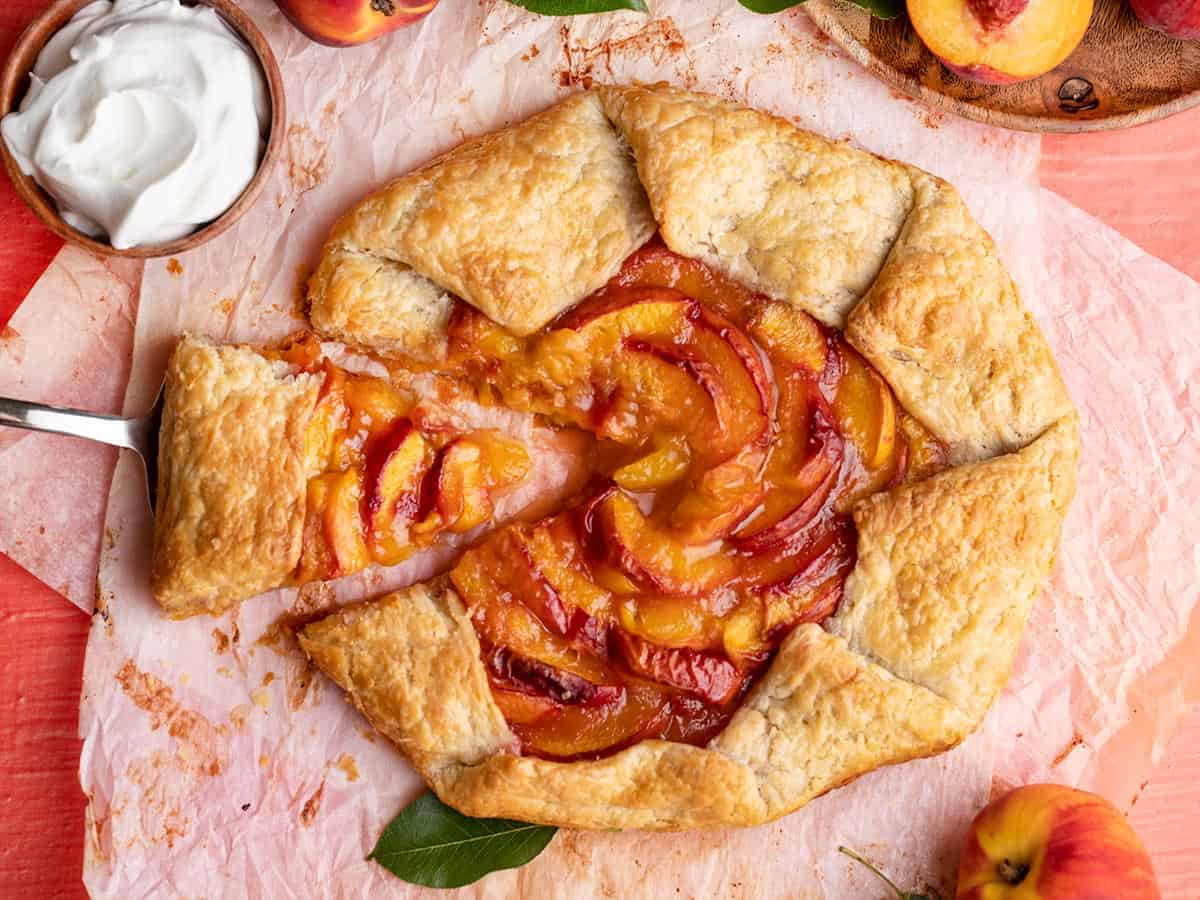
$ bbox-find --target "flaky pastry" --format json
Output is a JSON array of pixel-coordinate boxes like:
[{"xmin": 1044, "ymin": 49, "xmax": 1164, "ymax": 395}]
[{"xmin": 154, "ymin": 85, "xmax": 1078, "ymax": 831}]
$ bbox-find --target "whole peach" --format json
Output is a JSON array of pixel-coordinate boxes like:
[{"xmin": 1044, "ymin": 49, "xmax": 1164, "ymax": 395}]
[
  {"xmin": 956, "ymin": 784, "xmax": 1160, "ymax": 899},
  {"xmin": 274, "ymin": 0, "xmax": 437, "ymax": 47}
]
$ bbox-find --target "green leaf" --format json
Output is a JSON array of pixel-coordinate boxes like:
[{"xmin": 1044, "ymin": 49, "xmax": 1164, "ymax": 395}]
[
  {"xmin": 738, "ymin": 0, "xmax": 808, "ymax": 12},
  {"xmin": 738, "ymin": 0, "xmax": 902, "ymax": 17},
  {"xmin": 843, "ymin": 0, "xmax": 904, "ymax": 19},
  {"xmin": 506, "ymin": 0, "xmax": 650, "ymax": 15},
  {"xmin": 369, "ymin": 793, "xmax": 557, "ymax": 888}
]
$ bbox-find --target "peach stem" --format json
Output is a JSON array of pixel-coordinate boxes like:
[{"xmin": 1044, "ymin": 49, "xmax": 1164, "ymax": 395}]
[{"xmin": 837, "ymin": 846, "xmax": 907, "ymax": 900}]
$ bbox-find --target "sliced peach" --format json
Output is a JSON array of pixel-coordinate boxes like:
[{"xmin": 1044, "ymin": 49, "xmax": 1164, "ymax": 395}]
[
  {"xmin": 765, "ymin": 577, "xmax": 845, "ymax": 638},
  {"xmin": 612, "ymin": 434, "xmax": 691, "ymax": 491},
  {"xmin": 597, "ymin": 491, "xmax": 735, "ymax": 595},
  {"xmin": 668, "ymin": 447, "xmax": 766, "ymax": 543},
  {"xmin": 513, "ymin": 683, "xmax": 668, "ymax": 760},
  {"xmin": 342, "ymin": 374, "xmax": 411, "ymax": 445},
  {"xmin": 750, "ymin": 519, "xmax": 857, "ymax": 601},
  {"xmin": 616, "ymin": 595, "xmax": 723, "ymax": 651},
  {"xmin": 523, "ymin": 519, "xmax": 611, "ymax": 620},
  {"xmin": 907, "ymin": 0, "xmax": 1093, "ymax": 84},
  {"xmin": 411, "ymin": 438, "xmax": 490, "ymax": 539},
  {"xmin": 308, "ymin": 469, "xmax": 370, "ymax": 579},
  {"xmin": 732, "ymin": 454, "xmax": 839, "ymax": 554},
  {"xmin": 447, "ymin": 302, "xmax": 523, "ymax": 360},
  {"xmin": 487, "ymin": 647, "xmax": 622, "ymax": 707},
  {"xmin": 490, "ymin": 687, "xmax": 562, "ymax": 727},
  {"xmin": 361, "ymin": 419, "xmax": 431, "ymax": 565},
  {"xmin": 304, "ymin": 362, "xmax": 349, "ymax": 469},
  {"xmin": 559, "ymin": 287, "xmax": 694, "ymax": 340},
  {"xmin": 591, "ymin": 563, "xmax": 643, "ymax": 596},
  {"xmin": 721, "ymin": 601, "xmax": 769, "ymax": 667},
  {"xmin": 613, "ymin": 631, "xmax": 743, "ymax": 705},
  {"xmin": 602, "ymin": 241, "xmax": 762, "ymax": 324},
  {"xmin": 472, "ymin": 431, "xmax": 531, "ymax": 486},
  {"xmin": 749, "ymin": 302, "xmax": 828, "ymax": 375},
  {"xmin": 833, "ymin": 343, "xmax": 899, "ymax": 472}
]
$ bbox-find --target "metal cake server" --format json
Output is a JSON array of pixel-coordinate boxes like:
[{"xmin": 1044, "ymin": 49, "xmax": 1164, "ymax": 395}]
[{"xmin": 0, "ymin": 386, "xmax": 163, "ymax": 511}]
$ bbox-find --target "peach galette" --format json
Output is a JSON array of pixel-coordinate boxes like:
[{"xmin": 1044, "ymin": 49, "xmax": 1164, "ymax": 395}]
[{"xmin": 153, "ymin": 85, "xmax": 1078, "ymax": 830}]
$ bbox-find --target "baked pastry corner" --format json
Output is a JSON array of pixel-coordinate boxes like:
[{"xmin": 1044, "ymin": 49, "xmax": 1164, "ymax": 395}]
[
  {"xmin": 151, "ymin": 335, "xmax": 321, "ymax": 619},
  {"xmin": 309, "ymin": 91, "xmax": 656, "ymax": 344}
]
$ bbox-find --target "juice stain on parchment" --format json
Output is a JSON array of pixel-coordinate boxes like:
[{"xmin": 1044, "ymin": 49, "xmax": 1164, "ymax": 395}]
[
  {"xmin": 557, "ymin": 18, "xmax": 696, "ymax": 91},
  {"xmin": 116, "ymin": 659, "xmax": 229, "ymax": 777}
]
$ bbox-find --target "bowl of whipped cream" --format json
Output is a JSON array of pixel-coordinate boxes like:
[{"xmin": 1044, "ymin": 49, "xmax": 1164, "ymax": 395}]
[{"xmin": 0, "ymin": 0, "xmax": 285, "ymax": 257}]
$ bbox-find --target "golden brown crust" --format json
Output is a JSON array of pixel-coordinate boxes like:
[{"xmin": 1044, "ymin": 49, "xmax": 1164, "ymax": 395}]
[
  {"xmin": 310, "ymin": 92, "xmax": 656, "ymax": 340},
  {"xmin": 301, "ymin": 589, "xmax": 970, "ymax": 830},
  {"xmin": 298, "ymin": 580, "xmax": 515, "ymax": 772},
  {"xmin": 151, "ymin": 335, "xmax": 320, "ymax": 619},
  {"xmin": 829, "ymin": 414, "xmax": 1080, "ymax": 722},
  {"xmin": 846, "ymin": 173, "xmax": 1074, "ymax": 464},
  {"xmin": 596, "ymin": 84, "xmax": 915, "ymax": 329},
  {"xmin": 307, "ymin": 247, "xmax": 453, "ymax": 361},
  {"xmin": 171, "ymin": 85, "xmax": 1079, "ymax": 829}
]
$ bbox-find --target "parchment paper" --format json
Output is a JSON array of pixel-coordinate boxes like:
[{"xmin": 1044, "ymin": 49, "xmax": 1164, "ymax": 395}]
[{"xmin": 0, "ymin": 0, "xmax": 1195, "ymax": 897}]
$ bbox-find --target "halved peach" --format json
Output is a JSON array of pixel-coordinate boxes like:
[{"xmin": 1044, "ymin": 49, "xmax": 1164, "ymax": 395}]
[
  {"xmin": 597, "ymin": 491, "xmax": 735, "ymax": 595},
  {"xmin": 908, "ymin": 0, "xmax": 1093, "ymax": 84}
]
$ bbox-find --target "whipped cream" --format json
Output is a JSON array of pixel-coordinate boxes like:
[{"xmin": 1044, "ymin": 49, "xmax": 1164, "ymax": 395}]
[{"xmin": 1, "ymin": 0, "xmax": 269, "ymax": 249}]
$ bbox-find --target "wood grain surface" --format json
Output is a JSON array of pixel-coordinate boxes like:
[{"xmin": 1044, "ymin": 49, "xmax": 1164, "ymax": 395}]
[
  {"xmin": 807, "ymin": 0, "xmax": 1200, "ymax": 132},
  {"xmin": 0, "ymin": 2, "xmax": 1197, "ymax": 897}
]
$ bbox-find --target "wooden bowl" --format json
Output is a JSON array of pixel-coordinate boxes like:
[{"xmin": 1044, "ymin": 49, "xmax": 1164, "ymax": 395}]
[
  {"xmin": 806, "ymin": 0, "xmax": 1200, "ymax": 133},
  {"xmin": 0, "ymin": 0, "xmax": 286, "ymax": 258}
]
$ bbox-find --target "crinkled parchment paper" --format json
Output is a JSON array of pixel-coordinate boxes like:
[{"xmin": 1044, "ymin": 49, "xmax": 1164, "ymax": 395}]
[{"xmin": 0, "ymin": 0, "xmax": 1195, "ymax": 897}]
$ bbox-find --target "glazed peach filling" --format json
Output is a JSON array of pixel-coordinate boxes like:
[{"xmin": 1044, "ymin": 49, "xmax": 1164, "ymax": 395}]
[
  {"xmin": 273, "ymin": 335, "xmax": 531, "ymax": 583},
  {"xmin": 440, "ymin": 243, "xmax": 948, "ymax": 760}
]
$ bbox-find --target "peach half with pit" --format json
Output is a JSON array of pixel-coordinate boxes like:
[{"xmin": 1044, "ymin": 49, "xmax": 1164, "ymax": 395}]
[{"xmin": 907, "ymin": 0, "xmax": 1094, "ymax": 84}]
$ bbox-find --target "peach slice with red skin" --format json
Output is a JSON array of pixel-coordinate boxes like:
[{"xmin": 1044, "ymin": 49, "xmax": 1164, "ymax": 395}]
[
  {"xmin": 412, "ymin": 433, "xmax": 529, "ymax": 539},
  {"xmin": 613, "ymin": 631, "xmax": 744, "ymax": 705},
  {"xmin": 490, "ymin": 687, "xmax": 561, "ymax": 727},
  {"xmin": 908, "ymin": 0, "xmax": 1093, "ymax": 84},
  {"xmin": 750, "ymin": 518, "xmax": 857, "ymax": 602},
  {"xmin": 595, "ymin": 490, "xmax": 736, "ymax": 596},
  {"xmin": 296, "ymin": 470, "xmax": 371, "ymax": 581},
  {"xmin": 361, "ymin": 419, "xmax": 431, "ymax": 565}
]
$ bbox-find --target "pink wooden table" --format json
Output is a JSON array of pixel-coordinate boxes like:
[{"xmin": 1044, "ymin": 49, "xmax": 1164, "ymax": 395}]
[{"xmin": 0, "ymin": 2, "xmax": 1196, "ymax": 894}]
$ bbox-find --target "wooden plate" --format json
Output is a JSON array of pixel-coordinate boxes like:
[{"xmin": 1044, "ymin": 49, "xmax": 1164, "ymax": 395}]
[{"xmin": 805, "ymin": 0, "xmax": 1200, "ymax": 132}]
